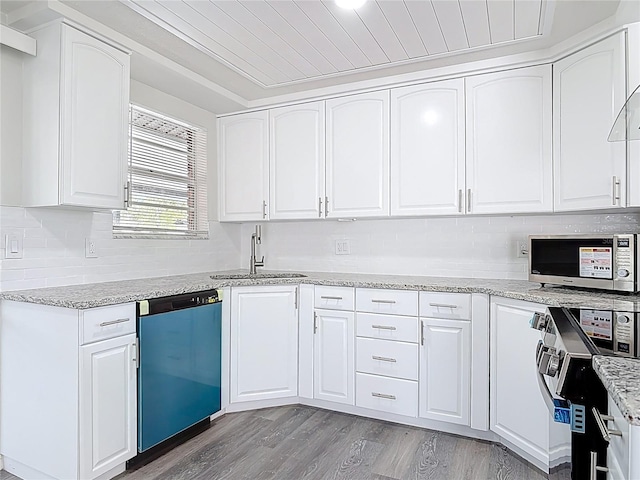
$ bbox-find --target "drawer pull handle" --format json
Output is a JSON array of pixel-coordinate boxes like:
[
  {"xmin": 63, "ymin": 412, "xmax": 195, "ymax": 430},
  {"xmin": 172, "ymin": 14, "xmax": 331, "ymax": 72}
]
[
  {"xmin": 371, "ymin": 299, "xmax": 396, "ymax": 304},
  {"xmin": 99, "ymin": 318, "xmax": 130, "ymax": 327},
  {"xmin": 371, "ymin": 324, "xmax": 396, "ymax": 331},
  {"xmin": 592, "ymin": 407, "xmax": 622, "ymax": 442},
  {"xmin": 372, "ymin": 392, "xmax": 396, "ymax": 400},
  {"xmin": 372, "ymin": 355, "xmax": 396, "ymax": 363},
  {"xmin": 320, "ymin": 296, "xmax": 343, "ymax": 301},
  {"xmin": 428, "ymin": 303, "xmax": 458, "ymax": 309}
]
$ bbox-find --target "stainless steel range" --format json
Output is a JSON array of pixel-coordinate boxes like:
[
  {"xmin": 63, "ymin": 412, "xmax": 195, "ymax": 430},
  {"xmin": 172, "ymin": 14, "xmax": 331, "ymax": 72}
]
[{"xmin": 532, "ymin": 307, "xmax": 639, "ymax": 479}]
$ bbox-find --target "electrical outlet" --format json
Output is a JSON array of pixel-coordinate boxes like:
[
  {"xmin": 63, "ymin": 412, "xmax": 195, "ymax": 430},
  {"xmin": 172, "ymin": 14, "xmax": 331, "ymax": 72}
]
[
  {"xmin": 335, "ymin": 239, "xmax": 351, "ymax": 255},
  {"xmin": 517, "ymin": 240, "xmax": 529, "ymax": 258},
  {"xmin": 85, "ymin": 238, "xmax": 98, "ymax": 258}
]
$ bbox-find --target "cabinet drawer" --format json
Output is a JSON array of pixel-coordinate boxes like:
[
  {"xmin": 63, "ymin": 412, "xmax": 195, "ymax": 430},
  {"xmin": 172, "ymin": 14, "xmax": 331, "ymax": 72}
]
[
  {"xmin": 355, "ymin": 372, "xmax": 418, "ymax": 417},
  {"xmin": 81, "ymin": 303, "xmax": 136, "ymax": 345},
  {"xmin": 356, "ymin": 337, "xmax": 418, "ymax": 380},
  {"xmin": 356, "ymin": 288, "xmax": 418, "ymax": 316},
  {"xmin": 315, "ymin": 286, "xmax": 355, "ymax": 310},
  {"xmin": 419, "ymin": 292, "xmax": 471, "ymax": 320},
  {"xmin": 356, "ymin": 312, "xmax": 418, "ymax": 343}
]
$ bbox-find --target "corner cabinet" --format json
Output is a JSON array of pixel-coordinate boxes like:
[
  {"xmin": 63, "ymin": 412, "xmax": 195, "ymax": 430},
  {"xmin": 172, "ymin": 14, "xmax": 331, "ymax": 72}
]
[
  {"xmin": 326, "ymin": 91, "xmax": 390, "ymax": 218},
  {"xmin": 465, "ymin": 65, "xmax": 553, "ymax": 214},
  {"xmin": 229, "ymin": 286, "xmax": 299, "ymax": 403},
  {"xmin": 553, "ymin": 32, "xmax": 627, "ymax": 211},
  {"xmin": 269, "ymin": 102, "xmax": 326, "ymax": 220},
  {"xmin": 390, "ymin": 79, "xmax": 465, "ymax": 216},
  {"xmin": 489, "ymin": 296, "xmax": 570, "ymax": 472},
  {"xmin": 22, "ymin": 21, "xmax": 130, "ymax": 209},
  {"xmin": 219, "ymin": 111, "xmax": 270, "ymax": 222},
  {"xmin": 0, "ymin": 301, "xmax": 137, "ymax": 480}
]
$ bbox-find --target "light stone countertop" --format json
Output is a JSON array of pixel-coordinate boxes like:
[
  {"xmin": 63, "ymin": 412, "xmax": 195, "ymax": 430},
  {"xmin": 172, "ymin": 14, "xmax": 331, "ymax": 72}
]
[
  {"xmin": 2, "ymin": 269, "xmax": 640, "ymax": 311},
  {"xmin": 3, "ymin": 269, "xmax": 640, "ymax": 424},
  {"xmin": 593, "ymin": 356, "xmax": 640, "ymax": 426}
]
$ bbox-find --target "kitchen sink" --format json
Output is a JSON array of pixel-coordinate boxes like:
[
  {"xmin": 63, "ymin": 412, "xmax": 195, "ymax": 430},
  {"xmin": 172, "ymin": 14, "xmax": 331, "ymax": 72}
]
[{"xmin": 209, "ymin": 272, "xmax": 307, "ymax": 280}]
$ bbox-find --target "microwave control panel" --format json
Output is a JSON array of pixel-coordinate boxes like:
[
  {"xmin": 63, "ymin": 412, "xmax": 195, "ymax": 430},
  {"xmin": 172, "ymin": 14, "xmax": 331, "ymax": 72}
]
[{"xmin": 614, "ymin": 234, "xmax": 636, "ymax": 290}]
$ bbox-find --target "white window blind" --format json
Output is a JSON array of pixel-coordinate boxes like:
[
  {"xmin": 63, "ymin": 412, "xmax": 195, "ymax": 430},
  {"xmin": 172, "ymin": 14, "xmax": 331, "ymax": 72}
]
[{"xmin": 113, "ymin": 105, "xmax": 208, "ymax": 239}]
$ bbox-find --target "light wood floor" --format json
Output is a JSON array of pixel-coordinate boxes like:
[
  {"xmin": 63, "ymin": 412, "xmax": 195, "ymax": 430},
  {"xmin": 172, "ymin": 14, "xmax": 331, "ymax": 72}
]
[{"xmin": 0, "ymin": 405, "xmax": 571, "ymax": 480}]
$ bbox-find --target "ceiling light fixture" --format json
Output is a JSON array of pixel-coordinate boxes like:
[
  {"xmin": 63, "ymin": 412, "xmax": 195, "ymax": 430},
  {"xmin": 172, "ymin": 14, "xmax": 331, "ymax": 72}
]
[{"xmin": 335, "ymin": 0, "xmax": 368, "ymax": 10}]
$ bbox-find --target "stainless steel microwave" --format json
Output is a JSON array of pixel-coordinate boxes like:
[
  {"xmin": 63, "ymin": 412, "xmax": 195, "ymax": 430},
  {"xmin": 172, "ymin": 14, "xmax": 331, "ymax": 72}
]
[{"xmin": 528, "ymin": 234, "xmax": 639, "ymax": 293}]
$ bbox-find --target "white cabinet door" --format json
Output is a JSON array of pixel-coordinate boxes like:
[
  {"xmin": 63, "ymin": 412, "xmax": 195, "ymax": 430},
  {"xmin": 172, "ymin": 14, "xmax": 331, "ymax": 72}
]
[
  {"xmin": 22, "ymin": 23, "xmax": 130, "ymax": 210},
  {"xmin": 219, "ymin": 111, "xmax": 269, "ymax": 221},
  {"xmin": 230, "ymin": 286, "xmax": 298, "ymax": 403},
  {"xmin": 391, "ymin": 79, "xmax": 465, "ymax": 216},
  {"xmin": 326, "ymin": 91, "xmax": 390, "ymax": 218},
  {"xmin": 270, "ymin": 102, "xmax": 325, "ymax": 219},
  {"xmin": 79, "ymin": 334, "xmax": 136, "ymax": 480},
  {"xmin": 466, "ymin": 65, "xmax": 553, "ymax": 214},
  {"xmin": 61, "ymin": 25, "xmax": 130, "ymax": 209},
  {"xmin": 419, "ymin": 318, "xmax": 470, "ymax": 425},
  {"xmin": 554, "ymin": 32, "xmax": 627, "ymax": 211},
  {"xmin": 490, "ymin": 297, "xmax": 569, "ymax": 468},
  {"xmin": 313, "ymin": 309, "xmax": 355, "ymax": 405}
]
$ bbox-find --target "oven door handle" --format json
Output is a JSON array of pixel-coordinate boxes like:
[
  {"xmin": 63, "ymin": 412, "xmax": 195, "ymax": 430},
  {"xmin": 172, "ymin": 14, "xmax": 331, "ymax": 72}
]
[{"xmin": 537, "ymin": 369, "xmax": 556, "ymax": 414}]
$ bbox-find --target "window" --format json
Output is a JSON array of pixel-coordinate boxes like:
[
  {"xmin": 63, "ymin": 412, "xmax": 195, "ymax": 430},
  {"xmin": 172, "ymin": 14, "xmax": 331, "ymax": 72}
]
[{"xmin": 113, "ymin": 105, "xmax": 208, "ymax": 239}]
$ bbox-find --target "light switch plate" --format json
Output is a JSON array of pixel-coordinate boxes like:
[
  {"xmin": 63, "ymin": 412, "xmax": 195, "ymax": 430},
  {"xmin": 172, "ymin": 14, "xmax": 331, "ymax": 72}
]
[{"xmin": 4, "ymin": 233, "xmax": 23, "ymax": 259}]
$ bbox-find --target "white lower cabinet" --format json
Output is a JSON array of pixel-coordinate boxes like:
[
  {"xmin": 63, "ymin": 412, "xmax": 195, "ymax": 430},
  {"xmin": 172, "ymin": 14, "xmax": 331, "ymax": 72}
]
[
  {"xmin": 489, "ymin": 296, "xmax": 570, "ymax": 472},
  {"xmin": 354, "ymin": 289, "xmax": 419, "ymax": 417},
  {"xmin": 419, "ymin": 318, "xmax": 470, "ymax": 425},
  {"xmin": 313, "ymin": 308, "xmax": 355, "ymax": 405},
  {"xmin": 606, "ymin": 394, "xmax": 640, "ymax": 480},
  {"xmin": 0, "ymin": 301, "xmax": 137, "ymax": 480},
  {"xmin": 230, "ymin": 286, "xmax": 299, "ymax": 403},
  {"xmin": 79, "ymin": 335, "xmax": 137, "ymax": 480}
]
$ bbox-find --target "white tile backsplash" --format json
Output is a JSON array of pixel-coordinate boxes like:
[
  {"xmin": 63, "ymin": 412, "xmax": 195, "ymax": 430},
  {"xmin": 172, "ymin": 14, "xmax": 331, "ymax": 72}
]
[
  {"xmin": 0, "ymin": 206, "xmax": 242, "ymax": 292},
  {"xmin": 243, "ymin": 213, "xmax": 640, "ymax": 279},
  {"xmin": 3, "ymin": 206, "xmax": 640, "ymax": 291}
]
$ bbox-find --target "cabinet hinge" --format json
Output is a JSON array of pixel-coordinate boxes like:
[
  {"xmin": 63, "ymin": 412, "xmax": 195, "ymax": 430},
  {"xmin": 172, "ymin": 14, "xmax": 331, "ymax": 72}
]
[
  {"xmin": 295, "ymin": 287, "xmax": 298, "ymax": 310},
  {"xmin": 313, "ymin": 312, "xmax": 318, "ymax": 334}
]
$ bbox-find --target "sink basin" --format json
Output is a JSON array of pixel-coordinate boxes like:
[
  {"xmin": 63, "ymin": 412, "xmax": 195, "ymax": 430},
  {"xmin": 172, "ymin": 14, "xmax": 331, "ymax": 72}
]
[{"xmin": 209, "ymin": 272, "xmax": 307, "ymax": 280}]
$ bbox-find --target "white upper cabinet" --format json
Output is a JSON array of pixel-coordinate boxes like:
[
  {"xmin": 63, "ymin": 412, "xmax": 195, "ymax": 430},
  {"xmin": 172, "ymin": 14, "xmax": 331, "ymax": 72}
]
[
  {"xmin": 269, "ymin": 102, "xmax": 325, "ymax": 219},
  {"xmin": 22, "ymin": 22, "xmax": 130, "ymax": 209},
  {"xmin": 554, "ymin": 33, "xmax": 627, "ymax": 211},
  {"xmin": 391, "ymin": 79, "xmax": 465, "ymax": 216},
  {"xmin": 219, "ymin": 111, "xmax": 269, "ymax": 222},
  {"xmin": 465, "ymin": 65, "xmax": 553, "ymax": 214},
  {"xmin": 326, "ymin": 91, "xmax": 390, "ymax": 218}
]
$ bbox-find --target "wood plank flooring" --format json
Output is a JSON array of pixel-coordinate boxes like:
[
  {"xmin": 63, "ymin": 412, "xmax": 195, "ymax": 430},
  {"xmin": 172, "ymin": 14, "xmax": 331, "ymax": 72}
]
[{"xmin": 0, "ymin": 405, "xmax": 571, "ymax": 480}]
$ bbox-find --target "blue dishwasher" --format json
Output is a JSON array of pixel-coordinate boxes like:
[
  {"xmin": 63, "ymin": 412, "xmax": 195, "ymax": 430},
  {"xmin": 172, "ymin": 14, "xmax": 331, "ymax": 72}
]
[{"xmin": 137, "ymin": 289, "xmax": 221, "ymax": 453}]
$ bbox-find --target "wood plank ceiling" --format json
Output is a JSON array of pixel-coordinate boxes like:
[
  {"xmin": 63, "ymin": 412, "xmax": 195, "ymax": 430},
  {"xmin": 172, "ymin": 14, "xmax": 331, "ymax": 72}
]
[{"xmin": 123, "ymin": 0, "xmax": 551, "ymax": 88}]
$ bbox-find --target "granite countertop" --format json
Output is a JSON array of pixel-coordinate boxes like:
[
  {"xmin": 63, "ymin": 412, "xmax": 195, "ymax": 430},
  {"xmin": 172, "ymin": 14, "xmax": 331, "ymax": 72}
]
[
  {"xmin": 593, "ymin": 356, "xmax": 640, "ymax": 426},
  {"xmin": 2, "ymin": 269, "xmax": 640, "ymax": 311}
]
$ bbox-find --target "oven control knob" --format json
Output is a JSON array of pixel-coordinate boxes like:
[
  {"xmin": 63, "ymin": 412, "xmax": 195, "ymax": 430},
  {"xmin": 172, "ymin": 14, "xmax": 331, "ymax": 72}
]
[
  {"xmin": 546, "ymin": 353, "xmax": 560, "ymax": 377},
  {"xmin": 538, "ymin": 348, "xmax": 560, "ymax": 377},
  {"xmin": 530, "ymin": 312, "xmax": 548, "ymax": 331},
  {"xmin": 617, "ymin": 268, "xmax": 630, "ymax": 278}
]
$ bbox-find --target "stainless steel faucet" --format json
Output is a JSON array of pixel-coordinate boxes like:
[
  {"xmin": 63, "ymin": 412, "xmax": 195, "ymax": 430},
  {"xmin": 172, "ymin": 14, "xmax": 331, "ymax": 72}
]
[{"xmin": 250, "ymin": 225, "xmax": 264, "ymax": 274}]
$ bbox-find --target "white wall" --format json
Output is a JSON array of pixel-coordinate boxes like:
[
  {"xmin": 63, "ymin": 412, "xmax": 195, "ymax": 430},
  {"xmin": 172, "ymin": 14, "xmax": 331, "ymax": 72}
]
[{"xmin": 243, "ymin": 213, "xmax": 640, "ymax": 280}]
